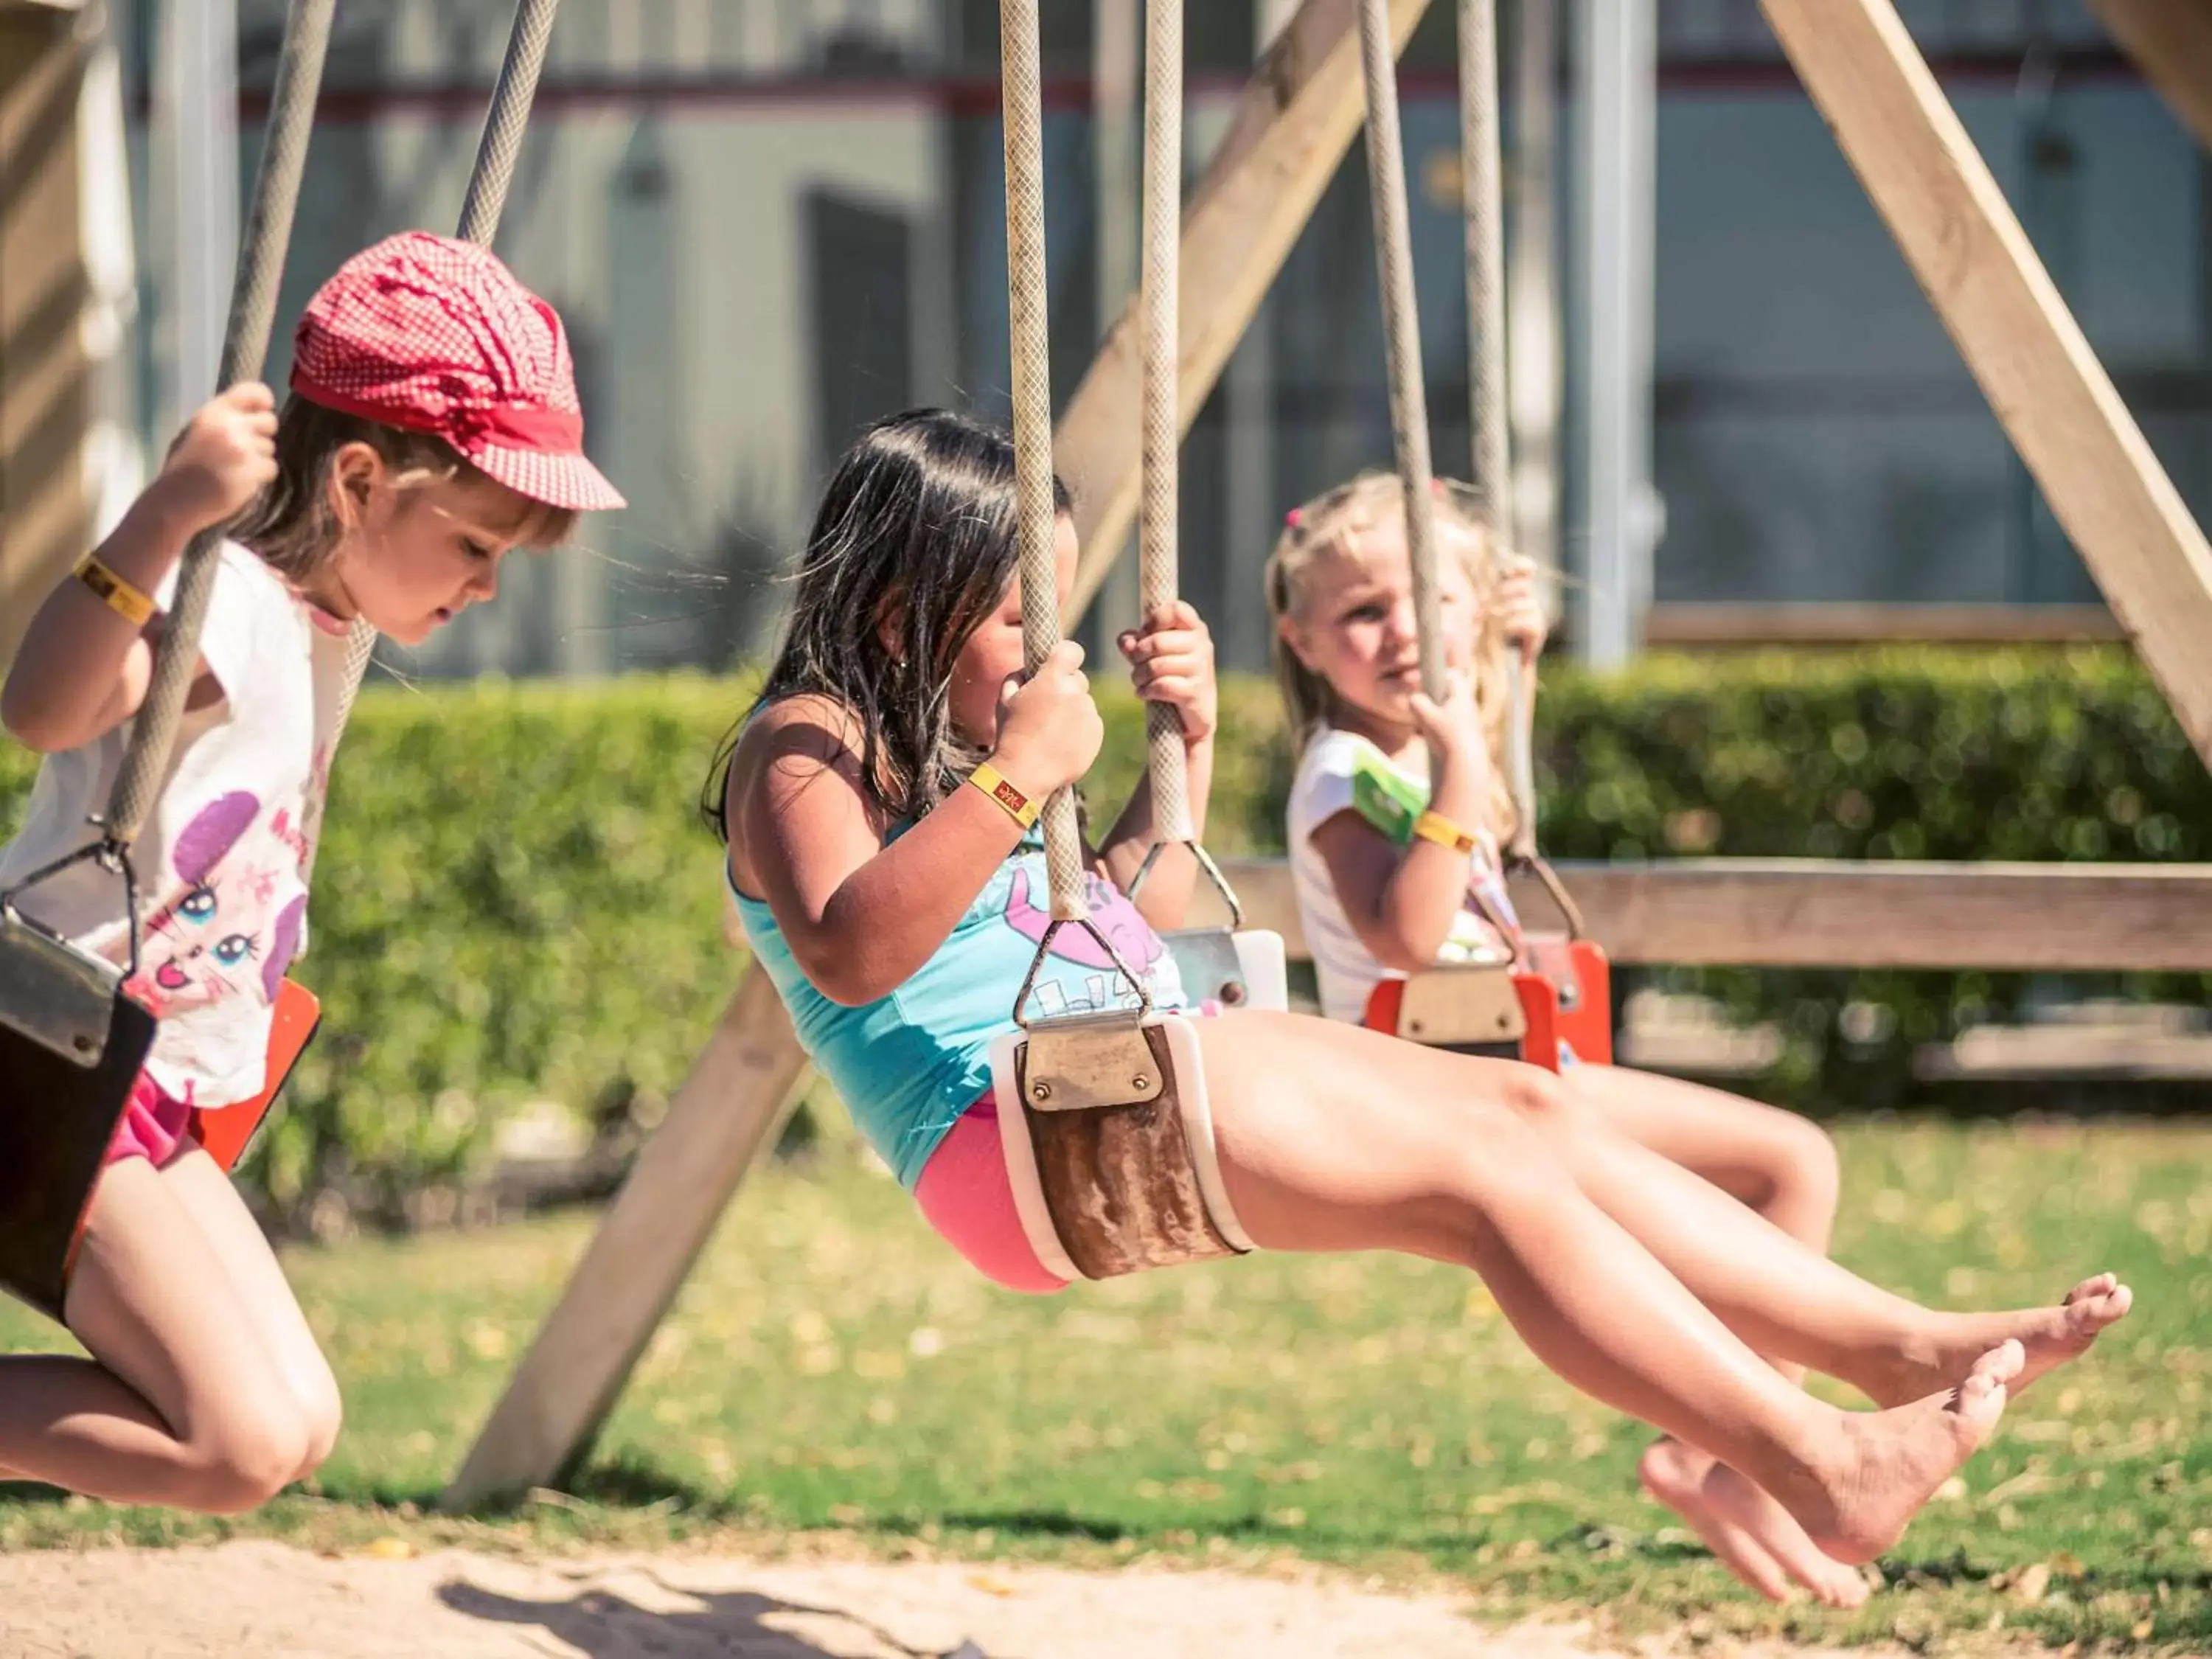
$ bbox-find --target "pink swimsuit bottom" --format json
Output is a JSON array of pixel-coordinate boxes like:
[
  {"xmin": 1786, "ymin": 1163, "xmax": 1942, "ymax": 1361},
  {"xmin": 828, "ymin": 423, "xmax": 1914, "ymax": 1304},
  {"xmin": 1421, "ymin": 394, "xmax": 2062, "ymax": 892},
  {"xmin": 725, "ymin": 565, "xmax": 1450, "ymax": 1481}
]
[{"xmin": 912, "ymin": 1093, "xmax": 1068, "ymax": 1295}]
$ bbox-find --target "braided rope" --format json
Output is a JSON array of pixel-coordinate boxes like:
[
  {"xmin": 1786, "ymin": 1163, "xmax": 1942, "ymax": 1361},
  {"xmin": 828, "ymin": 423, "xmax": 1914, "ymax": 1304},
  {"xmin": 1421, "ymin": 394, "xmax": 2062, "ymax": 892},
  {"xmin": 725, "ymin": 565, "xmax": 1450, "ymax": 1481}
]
[
  {"xmin": 326, "ymin": 0, "xmax": 563, "ymax": 773},
  {"xmin": 105, "ymin": 0, "xmax": 335, "ymax": 846},
  {"xmin": 1356, "ymin": 0, "xmax": 1444, "ymax": 707},
  {"xmin": 1458, "ymin": 0, "xmax": 1537, "ymax": 859},
  {"xmin": 1461, "ymin": 0, "xmax": 1507, "ymax": 532},
  {"xmin": 458, "ymin": 0, "xmax": 560, "ymax": 246},
  {"xmin": 1000, "ymin": 0, "xmax": 1085, "ymax": 922},
  {"xmin": 1139, "ymin": 0, "xmax": 1191, "ymax": 846}
]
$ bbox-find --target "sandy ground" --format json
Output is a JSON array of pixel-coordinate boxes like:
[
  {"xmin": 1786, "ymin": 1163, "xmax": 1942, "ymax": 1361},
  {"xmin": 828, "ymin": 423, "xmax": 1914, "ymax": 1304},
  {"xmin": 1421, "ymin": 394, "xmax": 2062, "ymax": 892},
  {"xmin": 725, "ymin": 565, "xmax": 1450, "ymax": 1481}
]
[{"xmin": 0, "ymin": 1540, "xmax": 1903, "ymax": 1659}]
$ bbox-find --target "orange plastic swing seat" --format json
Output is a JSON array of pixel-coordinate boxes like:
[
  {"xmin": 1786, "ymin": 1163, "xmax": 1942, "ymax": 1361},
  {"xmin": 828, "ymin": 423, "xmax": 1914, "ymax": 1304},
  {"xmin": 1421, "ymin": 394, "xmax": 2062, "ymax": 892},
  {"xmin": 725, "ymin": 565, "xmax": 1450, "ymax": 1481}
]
[
  {"xmin": 1361, "ymin": 938, "xmax": 1613, "ymax": 1071},
  {"xmin": 192, "ymin": 977, "xmax": 322, "ymax": 1172}
]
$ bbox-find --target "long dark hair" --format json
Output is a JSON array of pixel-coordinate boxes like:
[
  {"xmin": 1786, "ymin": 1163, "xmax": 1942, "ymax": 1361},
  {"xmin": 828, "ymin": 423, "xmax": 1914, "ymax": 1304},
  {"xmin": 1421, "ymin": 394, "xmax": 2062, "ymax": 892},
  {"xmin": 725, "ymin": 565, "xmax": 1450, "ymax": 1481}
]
[{"xmin": 703, "ymin": 408, "xmax": 1071, "ymax": 841}]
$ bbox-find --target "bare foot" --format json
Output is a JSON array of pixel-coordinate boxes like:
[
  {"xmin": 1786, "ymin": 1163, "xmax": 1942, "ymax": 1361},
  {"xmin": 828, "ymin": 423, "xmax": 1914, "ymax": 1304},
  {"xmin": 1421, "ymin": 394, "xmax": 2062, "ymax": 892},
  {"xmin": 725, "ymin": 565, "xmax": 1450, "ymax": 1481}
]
[
  {"xmin": 1776, "ymin": 1340, "xmax": 2018, "ymax": 1566},
  {"xmin": 1858, "ymin": 1276, "xmax": 2132, "ymax": 1408},
  {"xmin": 1699, "ymin": 1460, "xmax": 1872, "ymax": 1608},
  {"xmin": 1641, "ymin": 1439, "xmax": 1869, "ymax": 1606},
  {"xmin": 1640, "ymin": 1439, "xmax": 1792, "ymax": 1603}
]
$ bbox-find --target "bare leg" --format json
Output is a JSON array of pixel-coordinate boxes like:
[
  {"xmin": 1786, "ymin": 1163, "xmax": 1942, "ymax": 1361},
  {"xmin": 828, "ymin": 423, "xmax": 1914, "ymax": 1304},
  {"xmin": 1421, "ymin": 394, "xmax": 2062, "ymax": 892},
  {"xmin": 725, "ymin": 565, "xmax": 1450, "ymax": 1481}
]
[
  {"xmin": 160, "ymin": 1147, "xmax": 342, "ymax": 1479},
  {"xmin": 1569, "ymin": 1064, "xmax": 1864, "ymax": 1605},
  {"xmin": 1196, "ymin": 1013, "xmax": 2020, "ymax": 1563},
  {"xmin": 1495, "ymin": 1064, "xmax": 2127, "ymax": 1406},
  {"xmin": 0, "ymin": 1158, "xmax": 317, "ymax": 1512}
]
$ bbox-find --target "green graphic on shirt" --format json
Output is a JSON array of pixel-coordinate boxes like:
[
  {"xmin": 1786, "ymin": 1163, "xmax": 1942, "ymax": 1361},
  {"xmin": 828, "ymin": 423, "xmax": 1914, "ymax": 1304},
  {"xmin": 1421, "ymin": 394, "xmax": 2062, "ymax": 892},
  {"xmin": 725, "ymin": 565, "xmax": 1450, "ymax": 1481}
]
[{"xmin": 1349, "ymin": 746, "xmax": 1430, "ymax": 847}]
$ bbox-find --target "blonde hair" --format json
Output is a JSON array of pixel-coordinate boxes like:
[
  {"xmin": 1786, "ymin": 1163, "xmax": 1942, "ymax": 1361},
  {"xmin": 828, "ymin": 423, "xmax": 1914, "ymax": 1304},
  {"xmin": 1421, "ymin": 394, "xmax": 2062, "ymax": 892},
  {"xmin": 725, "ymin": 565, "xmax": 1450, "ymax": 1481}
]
[
  {"xmin": 232, "ymin": 395, "xmax": 577, "ymax": 588},
  {"xmin": 1264, "ymin": 470, "xmax": 1521, "ymax": 844}
]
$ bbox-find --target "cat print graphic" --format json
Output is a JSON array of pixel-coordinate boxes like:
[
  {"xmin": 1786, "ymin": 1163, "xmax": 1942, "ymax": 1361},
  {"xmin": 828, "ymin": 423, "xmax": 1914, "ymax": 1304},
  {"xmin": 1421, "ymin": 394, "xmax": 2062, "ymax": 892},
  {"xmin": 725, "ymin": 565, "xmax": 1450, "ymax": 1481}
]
[{"xmin": 128, "ymin": 790, "xmax": 307, "ymax": 1023}]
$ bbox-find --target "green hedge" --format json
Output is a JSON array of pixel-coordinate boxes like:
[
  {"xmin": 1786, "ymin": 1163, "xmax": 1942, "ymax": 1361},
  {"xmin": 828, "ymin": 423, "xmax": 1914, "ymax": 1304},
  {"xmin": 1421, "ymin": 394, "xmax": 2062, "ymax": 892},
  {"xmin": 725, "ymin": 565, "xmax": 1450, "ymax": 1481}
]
[{"xmin": 2, "ymin": 649, "xmax": 2203, "ymax": 1220}]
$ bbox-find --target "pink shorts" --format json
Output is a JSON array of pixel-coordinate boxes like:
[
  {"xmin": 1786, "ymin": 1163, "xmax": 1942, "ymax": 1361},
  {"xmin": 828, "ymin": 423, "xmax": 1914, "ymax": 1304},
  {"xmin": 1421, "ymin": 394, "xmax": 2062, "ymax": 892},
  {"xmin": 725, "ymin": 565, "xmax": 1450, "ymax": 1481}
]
[
  {"xmin": 103, "ymin": 1072, "xmax": 199, "ymax": 1169},
  {"xmin": 914, "ymin": 1093, "xmax": 1068, "ymax": 1295},
  {"xmin": 913, "ymin": 1004, "xmax": 1225, "ymax": 1295}
]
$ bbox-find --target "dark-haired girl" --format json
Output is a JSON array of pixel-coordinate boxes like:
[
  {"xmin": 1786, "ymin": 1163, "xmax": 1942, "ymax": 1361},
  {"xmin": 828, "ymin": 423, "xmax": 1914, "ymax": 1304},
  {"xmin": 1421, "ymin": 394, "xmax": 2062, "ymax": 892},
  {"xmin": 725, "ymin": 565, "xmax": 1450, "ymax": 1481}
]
[{"xmin": 712, "ymin": 408, "xmax": 2129, "ymax": 1569}]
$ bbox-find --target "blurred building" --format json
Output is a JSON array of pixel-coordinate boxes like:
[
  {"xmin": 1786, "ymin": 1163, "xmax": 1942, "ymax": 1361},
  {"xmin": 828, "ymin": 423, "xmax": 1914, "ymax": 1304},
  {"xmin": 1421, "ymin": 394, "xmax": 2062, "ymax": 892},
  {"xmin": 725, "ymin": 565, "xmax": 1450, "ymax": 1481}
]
[{"xmin": 69, "ymin": 0, "xmax": 2212, "ymax": 677}]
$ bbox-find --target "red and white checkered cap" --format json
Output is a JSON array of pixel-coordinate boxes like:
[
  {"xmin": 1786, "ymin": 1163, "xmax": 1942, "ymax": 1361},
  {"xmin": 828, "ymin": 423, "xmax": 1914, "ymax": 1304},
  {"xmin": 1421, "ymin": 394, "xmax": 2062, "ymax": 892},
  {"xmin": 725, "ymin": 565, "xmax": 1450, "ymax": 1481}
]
[{"xmin": 290, "ymin": 230, "xmax": 625, "ymax": 512}]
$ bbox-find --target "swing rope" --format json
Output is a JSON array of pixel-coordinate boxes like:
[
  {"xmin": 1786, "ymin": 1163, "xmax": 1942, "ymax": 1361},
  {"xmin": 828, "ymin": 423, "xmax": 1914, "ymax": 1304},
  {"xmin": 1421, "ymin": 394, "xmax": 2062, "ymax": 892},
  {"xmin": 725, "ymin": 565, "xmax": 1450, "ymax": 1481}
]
[
  {"xmin": 330, "ymin": 0, "xmax": 565, "ymax": 740},
  {"xmin": 101, "ymin": 0, "xmax": 336, "ymax": 856},
  {"xmin": 1138, "ymin": 0, "xmax": 1189, "ymax": 849},
  {"xmin": 1454, "ymin": 0, "xmax": 1539, "ymax": 863},
  {"xmin": 1355, "ymin": 0, "xmax": 1448, "ymax": 726},
  {"xmin": 458, "ymin": 0, "xmax": 563, "ymax": 247},
  {"xmin": 1000, "ymin": 0, "xmax": 1088, "ymax": 927}
]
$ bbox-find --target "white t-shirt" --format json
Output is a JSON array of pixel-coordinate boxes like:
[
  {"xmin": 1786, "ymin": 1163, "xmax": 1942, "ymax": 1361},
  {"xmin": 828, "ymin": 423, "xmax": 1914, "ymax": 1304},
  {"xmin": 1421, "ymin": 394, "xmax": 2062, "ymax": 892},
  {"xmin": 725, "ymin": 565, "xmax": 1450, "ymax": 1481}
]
[
  {"xmin": 1286, "ymin": 727, "xmax": 1519, "ymax": 1024},
  {"xmin": 0, "ymin": 542, "xmax": 351, "ymax": 1107}
]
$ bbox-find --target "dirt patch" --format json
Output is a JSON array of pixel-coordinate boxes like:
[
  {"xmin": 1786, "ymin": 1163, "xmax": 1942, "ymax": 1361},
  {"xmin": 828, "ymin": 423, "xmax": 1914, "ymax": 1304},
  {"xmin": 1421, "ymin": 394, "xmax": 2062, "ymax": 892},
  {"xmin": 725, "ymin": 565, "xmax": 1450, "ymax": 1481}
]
[{"xmin": 0, "ymin": 1539, "xmax": 1913, "ymax": 1658}]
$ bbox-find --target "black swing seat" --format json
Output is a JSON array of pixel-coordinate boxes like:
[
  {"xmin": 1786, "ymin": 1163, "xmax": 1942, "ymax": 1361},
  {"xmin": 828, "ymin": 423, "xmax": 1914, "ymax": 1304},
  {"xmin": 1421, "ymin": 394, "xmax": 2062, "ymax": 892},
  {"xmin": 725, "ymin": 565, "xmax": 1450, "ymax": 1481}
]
[{"xmin": 0, "ymin": 903, "xmax": 153, "ymax": 1322}]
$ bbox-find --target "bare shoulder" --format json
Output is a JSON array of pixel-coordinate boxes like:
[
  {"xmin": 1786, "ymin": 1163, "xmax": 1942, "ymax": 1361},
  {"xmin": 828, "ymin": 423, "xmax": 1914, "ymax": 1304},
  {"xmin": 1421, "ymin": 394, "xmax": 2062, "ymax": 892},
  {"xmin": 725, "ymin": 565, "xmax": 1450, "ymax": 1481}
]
[
  {"xmin": 733, "ymin": 693, "xmax": 867, "ymax": 786},
  {"xmin": 726, "ymin": 692, "xmax": 880, "ymax": 833}
]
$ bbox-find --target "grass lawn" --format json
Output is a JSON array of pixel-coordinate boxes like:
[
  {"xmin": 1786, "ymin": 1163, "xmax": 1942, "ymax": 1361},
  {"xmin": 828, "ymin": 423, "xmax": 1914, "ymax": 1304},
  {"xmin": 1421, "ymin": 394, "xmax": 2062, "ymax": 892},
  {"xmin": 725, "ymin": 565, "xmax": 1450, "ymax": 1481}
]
[{"xmin": 3, "ymin": 1118, "xmax": 2208, "ymax": 1653}]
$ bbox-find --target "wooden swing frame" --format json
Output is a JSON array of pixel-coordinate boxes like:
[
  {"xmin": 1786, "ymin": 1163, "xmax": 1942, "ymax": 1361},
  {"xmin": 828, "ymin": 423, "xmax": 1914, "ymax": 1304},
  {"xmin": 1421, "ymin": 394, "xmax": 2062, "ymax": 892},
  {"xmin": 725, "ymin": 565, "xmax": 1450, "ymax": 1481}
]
[{"xmin": 442, "ymin": 0, "xmax": 2212, "ymax": 1510}]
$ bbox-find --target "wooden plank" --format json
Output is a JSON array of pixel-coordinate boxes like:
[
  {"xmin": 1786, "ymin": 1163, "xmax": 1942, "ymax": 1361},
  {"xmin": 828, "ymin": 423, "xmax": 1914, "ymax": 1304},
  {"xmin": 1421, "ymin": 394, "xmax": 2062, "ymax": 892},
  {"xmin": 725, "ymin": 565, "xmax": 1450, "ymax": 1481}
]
[
  {"xmin": 1759, "ymin": 0, "xmax": 2212, "ymax": 770},
  {"xmin": 1196, "ymin": 857, "xmax": 2212, "ymax": 971},
  {"xmin": 0, "ymin": 7, "xmax": 89, "ymax": 674},
  {"xmin": 1060, "ymin": 0, "xmax": 1433, "ymax": 622},
  {"xmin": 1641, "ymin": 602, "xmax": 2126, "ymax": 647},
  {"xmin": 442, "ymin": 968, "xmax": 812, "ymax": 1511},
  {"xmin": 2088, "ymin": 0, "xmax": 2212, "ymax": 154}
]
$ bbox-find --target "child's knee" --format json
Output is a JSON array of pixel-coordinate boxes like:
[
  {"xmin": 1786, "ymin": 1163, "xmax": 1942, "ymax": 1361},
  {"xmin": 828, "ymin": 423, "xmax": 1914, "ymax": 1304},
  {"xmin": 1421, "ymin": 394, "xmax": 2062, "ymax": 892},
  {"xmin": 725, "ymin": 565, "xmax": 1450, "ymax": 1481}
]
[
  {"xmin": 187, "ymin": 1402, "xmax": 313, "ymax": 1514},
  {"xmin": 1436, "ymin": 1093, "xmax": 1577, "ymax": 1230},
  {"xmin": 293, "ymin": 1371, "xmax": 344, "ymax": 1475},
  {"xmin": 1489, "ymin": 1060, "xmax": 1573, "ymax": 1124},
  {"xmin": 1773, "ymin": 1112, "xmax": 1841, "ymax": 1212}
]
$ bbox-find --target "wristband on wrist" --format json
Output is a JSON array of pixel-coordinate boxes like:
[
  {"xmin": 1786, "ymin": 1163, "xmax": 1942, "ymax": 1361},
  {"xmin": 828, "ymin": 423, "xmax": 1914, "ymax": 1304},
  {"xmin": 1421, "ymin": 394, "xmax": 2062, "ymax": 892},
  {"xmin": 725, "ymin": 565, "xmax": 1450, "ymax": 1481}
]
[
  {"xmin": 1411, "ymin": 809, "xmax": 1478, "ymax": 856},
  {"xmin": 74, "ymin": 555, "xmax": 156, "ymax": 627},
  {"xmin": 969, "ymin": 761, "xmax": 1040, "ymax": 830}
]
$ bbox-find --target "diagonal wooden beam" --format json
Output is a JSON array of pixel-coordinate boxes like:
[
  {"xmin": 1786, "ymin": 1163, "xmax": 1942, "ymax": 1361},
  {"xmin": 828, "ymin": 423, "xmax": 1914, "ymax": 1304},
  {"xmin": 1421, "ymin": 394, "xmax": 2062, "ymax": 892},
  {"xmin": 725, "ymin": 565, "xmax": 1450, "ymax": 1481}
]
[
  {"xmin": 0, "ymin": 7, "xmax": 91, "ymax": 675},
  {"xmin": 1062, "ymin": 0, "xmax": 1433, "ymax": 622},
  {"xmin": 2088, "ymin": 0, "xmax": 2212, "ymax": 154},
  {"xmin": 1758, "ymin": 0, "xmax": 2212, "ymax": 770},
  {"xmin": 442, "ymin": 965, "xmax": 811, "ymax": 1511}
]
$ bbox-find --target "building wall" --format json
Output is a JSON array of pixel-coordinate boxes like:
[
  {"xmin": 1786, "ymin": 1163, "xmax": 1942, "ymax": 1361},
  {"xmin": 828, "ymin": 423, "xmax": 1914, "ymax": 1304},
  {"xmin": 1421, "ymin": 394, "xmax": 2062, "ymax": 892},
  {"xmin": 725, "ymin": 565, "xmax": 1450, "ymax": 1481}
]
[{"xmin": 103, "ymin": 0, "xmax": 2212, "ymax": 675}]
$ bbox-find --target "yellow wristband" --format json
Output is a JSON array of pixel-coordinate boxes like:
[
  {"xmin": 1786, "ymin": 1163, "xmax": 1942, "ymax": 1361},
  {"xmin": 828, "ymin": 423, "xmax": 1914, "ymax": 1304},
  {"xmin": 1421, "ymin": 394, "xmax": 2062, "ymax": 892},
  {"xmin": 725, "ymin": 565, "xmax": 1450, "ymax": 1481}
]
[
  {"xmin": 970, "ymin": 762, "xmax": 1040, "ymax": 830},
  {"xmin": 74, "ymin": 555, "xmax": 156, "ymax": 627},
  {"xmin": 1412, "ymin": 809, "xmax": 1478, "ymax": 856}
]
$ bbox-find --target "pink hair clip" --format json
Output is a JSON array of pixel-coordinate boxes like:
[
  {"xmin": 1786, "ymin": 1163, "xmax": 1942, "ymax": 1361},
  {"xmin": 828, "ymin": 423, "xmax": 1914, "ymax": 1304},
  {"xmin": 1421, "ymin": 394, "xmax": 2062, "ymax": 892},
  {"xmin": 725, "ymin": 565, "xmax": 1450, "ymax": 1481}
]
[{"xmin": 1284, "ymin": 507, "xmax": 1306, "ymax": 529}]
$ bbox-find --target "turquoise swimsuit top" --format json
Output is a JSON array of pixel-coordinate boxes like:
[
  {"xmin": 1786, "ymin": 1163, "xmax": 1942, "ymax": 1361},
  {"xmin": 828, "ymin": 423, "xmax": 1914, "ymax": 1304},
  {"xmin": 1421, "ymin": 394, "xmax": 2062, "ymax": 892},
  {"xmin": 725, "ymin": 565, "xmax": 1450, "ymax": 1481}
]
[{"xmin": 734, "ymin": 827, "xmax": 1189, "ymax": 1188}]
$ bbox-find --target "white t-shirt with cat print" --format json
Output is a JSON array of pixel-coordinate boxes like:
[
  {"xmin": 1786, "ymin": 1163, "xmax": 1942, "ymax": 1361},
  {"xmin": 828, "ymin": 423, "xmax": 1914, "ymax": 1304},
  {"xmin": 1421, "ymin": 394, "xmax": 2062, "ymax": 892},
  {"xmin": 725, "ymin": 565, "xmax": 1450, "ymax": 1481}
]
[{"xmin": 0, "ymin": 541, "xmax": 351, "ymax": 1107}]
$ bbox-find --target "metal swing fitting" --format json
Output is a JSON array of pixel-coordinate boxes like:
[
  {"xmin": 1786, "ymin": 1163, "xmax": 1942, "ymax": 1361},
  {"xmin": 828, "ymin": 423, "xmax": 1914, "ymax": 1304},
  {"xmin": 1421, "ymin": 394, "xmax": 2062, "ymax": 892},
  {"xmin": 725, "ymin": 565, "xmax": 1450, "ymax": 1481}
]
[
  {"xmin": 1012, "ymin": 915, "xmax": 1161, "ymax": 1113},
  {"xmin": 0, "ymin": 837, "xmax": 138, "ymax": 1068},
  {"xmin": 1503, "ymin": 852, "xmax": 1589, "ymax": 1012},
  {"xmin": 1129, "ymin": 838, "xmax": 1255, "ymax": 1008}
]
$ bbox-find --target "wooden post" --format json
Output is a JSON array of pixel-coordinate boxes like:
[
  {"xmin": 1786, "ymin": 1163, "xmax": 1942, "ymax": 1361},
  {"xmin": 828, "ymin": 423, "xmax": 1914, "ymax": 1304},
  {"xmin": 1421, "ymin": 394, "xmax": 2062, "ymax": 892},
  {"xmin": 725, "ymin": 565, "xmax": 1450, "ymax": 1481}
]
[
  {"xmin": 1062, "ymin": 0, "xmax": 1433, "ymax": 622},
  {"xmin": 442, "ymin": 967, "xmax": 811, "ymax": 1511},
  {"xmin": 0, "ymin": 3, "xmax": 90, "ymax": 672},
  {"xmin": 1761, "ymin": 0, "xmax": 2212, "ymax": 770},
  {"xmin": 2087, "ymin": 0, "xmax": 2212, "ymax": 155}
]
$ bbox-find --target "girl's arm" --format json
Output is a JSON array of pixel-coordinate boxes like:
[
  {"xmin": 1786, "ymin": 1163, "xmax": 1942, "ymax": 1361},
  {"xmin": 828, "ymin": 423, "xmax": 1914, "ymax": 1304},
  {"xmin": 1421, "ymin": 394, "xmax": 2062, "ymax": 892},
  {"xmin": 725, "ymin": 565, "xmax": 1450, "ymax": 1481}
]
[
  {"xmin": 1, "ymin": 384, "xmax": 277, "ymax": 754},
  {"xmin": 1097, "ymin": 601, "xmax": 1217, "ymax": 927},
  {"xmin": 1311, "ymin": 675, "xmax": 1494, "ymax": 973},
  {"xmin": 731, "ymin": 644, "xmax": 1102, "ymax": 1008}
]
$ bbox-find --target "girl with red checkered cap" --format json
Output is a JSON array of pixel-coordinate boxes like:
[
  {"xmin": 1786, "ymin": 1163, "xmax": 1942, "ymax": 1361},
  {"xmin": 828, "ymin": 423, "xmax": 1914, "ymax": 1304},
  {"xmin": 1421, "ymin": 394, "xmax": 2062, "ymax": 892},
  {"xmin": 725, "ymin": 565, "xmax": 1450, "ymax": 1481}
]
[{"xmin": 0, "ymin": 232, "xmax": 619, "ymax": 1513}]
